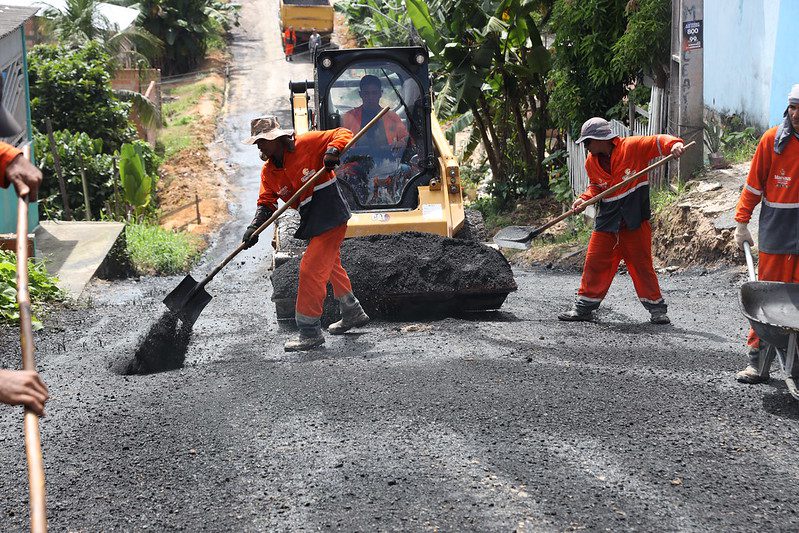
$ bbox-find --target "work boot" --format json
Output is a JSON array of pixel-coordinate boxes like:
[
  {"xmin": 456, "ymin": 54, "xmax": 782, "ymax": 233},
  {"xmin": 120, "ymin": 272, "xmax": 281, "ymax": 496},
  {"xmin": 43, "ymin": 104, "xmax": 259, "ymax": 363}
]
[
  {"xmin": 328, "ymin": 293, "xmax": 370, "ymax": 335},
  {"xmin": 650, "ymin": 311, "xmax": 671, "ymax": 325},
  {"xmin": 286, "ymin": 313, "xmax": 325, "ymax": 352},
  {"xmin": 735, "ymin": 345, "xmax": 772, "ymax": 384},
  {"xmin": 284, "ymin": 332, "xmax": 325, "ymax": 352},
  {"xmin": 558, "ymin": 306, "xmax": 593, "ymax": 322}
]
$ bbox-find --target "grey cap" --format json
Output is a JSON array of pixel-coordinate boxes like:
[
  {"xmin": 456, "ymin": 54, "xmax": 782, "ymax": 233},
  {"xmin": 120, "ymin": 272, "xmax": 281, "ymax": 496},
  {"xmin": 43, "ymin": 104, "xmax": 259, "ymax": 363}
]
[
  {"xmin": 789, "ymin": 84, "xmax": 799, "ymax": 105},
  {"xmin": 575, "ymin": 117, "xmax": 617, "ymax": 144},
  {"xmin": 0, "ymin": 75, "xmax": 22, "ymax": 138}
]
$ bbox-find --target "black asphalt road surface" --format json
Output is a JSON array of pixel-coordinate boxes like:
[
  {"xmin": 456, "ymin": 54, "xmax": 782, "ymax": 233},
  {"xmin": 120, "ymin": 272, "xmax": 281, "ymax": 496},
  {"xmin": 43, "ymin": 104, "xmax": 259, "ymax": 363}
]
[{"xmin": 2, "ymin": 0, "xmax": 799, "ymax": 530}]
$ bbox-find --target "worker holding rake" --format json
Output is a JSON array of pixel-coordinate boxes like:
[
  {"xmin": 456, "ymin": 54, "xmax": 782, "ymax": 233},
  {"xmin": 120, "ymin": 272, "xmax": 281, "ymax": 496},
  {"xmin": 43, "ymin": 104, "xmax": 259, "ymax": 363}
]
[
  {"xmin": 734, "ymin": 84, "xmax": 799, "ymax": 383},
  {"xmin": 242, "ymin": 116, "xmax": 370, "ymax": 351},
  {"xmin": 558, "ymin": 117, "xmax": 685, "ymax": 324},
  {"xmin": 0, "ymin": 75, "xmax": 48, "ymax": 415}
]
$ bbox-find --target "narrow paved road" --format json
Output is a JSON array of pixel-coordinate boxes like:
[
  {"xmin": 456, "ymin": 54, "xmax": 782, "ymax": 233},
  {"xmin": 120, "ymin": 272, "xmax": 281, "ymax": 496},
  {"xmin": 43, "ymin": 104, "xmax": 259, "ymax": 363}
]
[{"xmin": 2, "ymin": 1, "xmax": 799, "ymax": 530}]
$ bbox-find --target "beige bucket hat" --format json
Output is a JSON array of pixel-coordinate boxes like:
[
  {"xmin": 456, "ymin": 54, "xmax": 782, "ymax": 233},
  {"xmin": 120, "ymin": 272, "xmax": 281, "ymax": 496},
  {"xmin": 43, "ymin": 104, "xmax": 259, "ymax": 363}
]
[{"xmin": 242, "ymin": 116, "xmax": 294, "ymax": 144}]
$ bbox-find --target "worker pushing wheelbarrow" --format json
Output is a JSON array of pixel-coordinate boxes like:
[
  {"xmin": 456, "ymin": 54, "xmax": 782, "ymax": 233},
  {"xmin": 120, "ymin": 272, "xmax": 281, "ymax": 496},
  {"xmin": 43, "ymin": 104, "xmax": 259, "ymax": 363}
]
[{"xmin": 739, "ymin": 242, "xmax": 799, "ymax": 399}]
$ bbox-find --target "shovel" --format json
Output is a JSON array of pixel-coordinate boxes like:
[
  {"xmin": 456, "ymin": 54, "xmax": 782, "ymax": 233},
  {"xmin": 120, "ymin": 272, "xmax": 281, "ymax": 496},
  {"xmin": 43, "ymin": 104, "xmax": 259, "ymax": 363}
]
[
  {"xmin": 15, "ymin": 194, "xmax": 48, "ymax": 533},
  {"xmin": 163, "ymin": 106, "xmax": 391, "ymax": 325},
  {"xmin": 493, "ymin": 141, "xmax": 696, "ymax": 249}
]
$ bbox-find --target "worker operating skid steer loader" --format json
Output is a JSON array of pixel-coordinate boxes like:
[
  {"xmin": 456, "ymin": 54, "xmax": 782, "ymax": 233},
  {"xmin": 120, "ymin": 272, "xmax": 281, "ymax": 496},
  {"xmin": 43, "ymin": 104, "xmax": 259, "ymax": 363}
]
[{"xmin": 271, "ymin": 46, "xmax": 516, "ymax": 322}]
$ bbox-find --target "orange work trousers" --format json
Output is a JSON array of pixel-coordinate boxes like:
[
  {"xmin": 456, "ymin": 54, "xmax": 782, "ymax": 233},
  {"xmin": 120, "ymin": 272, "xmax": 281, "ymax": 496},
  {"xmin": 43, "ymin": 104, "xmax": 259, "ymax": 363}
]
[
  {"xmin": 747, "ymin": 252, "xmax": 799, "ymax": 348},
  {"xmin": 575, "ymin": 220, "xmax": 666, "ymax": 313},
  {"xmin": 296, "ymin": 223, "xmax": 353, "ymax": 318}
]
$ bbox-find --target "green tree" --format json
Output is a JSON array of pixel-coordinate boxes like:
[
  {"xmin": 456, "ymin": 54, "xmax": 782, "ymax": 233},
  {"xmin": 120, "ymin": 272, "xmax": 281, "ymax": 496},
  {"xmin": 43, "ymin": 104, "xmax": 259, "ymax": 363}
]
[
  {"xmin": 137, "ymin": 0, "xmax": 239, "ymax": 75},
  {"xmin": 43, "ymin": 0, "xmax": 163, "ymax": 67},
  {"xmin": 548, "ymin": 0, "xmax": 670, "ymax": 132},
  {"xmin": 28, "ymin": 42, "xmax": 136, "ymax": 152}
]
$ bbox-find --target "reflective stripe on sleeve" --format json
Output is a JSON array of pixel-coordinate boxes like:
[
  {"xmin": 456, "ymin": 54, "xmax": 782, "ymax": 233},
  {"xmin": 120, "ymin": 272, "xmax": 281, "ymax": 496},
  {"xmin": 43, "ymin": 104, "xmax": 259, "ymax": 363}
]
[{"xmin": 745, "ymin": 184, "xmax": 763, "ymax": 196}]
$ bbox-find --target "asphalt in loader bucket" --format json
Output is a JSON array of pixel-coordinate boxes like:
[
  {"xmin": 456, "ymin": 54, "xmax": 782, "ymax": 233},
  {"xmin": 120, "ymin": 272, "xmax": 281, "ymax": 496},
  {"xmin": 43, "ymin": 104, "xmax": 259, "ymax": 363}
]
[{"xmin": 271, "ymin": 231, "xmax": 518, "ymax": 325}]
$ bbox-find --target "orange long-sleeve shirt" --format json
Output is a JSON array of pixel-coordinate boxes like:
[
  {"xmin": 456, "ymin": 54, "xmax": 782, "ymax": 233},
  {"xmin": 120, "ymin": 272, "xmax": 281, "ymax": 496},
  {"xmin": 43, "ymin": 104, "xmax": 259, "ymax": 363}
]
[
  {"xmin": 0, "ymin": 141, "xmax": 22, "ymax": 189},
  {"xmin": 258, "ymin": 128, "xmax": 353, "ymax": 239},
  {"xmin": 579, "ymin": 134, "xmax": 683, "ymax": 232},
  {"xmin": 735, "ymin": 126, "xmax": 799, "ymax": 254}
]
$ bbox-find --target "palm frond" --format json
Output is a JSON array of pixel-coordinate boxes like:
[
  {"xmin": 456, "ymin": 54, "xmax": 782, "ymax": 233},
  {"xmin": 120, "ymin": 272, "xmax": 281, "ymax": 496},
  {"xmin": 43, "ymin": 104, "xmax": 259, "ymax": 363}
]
[{"xmin": 115, "ymin": 89, "xmax": 161, "ymax": 130}]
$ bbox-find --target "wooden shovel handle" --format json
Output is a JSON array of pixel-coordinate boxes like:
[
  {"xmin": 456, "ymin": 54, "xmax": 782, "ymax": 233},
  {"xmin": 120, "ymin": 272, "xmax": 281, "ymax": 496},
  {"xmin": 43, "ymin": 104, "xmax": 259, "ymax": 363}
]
[
  {"xmin": 531, "ymin": 141, "xmax": 696, "ymax": 237},
  {"xmin": 16, "ymin": 195, "xmax": 48, "ymax": 533},
  {"xmin": 198, "ymin": 106, "xmax": 391, "ymax": 287}
]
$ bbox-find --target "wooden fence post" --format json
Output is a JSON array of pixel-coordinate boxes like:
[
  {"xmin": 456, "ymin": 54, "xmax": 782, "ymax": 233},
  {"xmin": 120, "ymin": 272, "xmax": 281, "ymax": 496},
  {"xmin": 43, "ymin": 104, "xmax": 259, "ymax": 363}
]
[
  {"xmin": 45, "ymin": 118, "xmax": 72, "ymax": 221},
  {"xmin": 74, "ymin": 144, "xmax": 92, "ymax": 220},
  {"xmin": 195, "ymin": 194, "xmax": 201, "ymax": 224},
  {"xmin": 112, "ymin": 156, "xmax": 121, "ymax": 219}
]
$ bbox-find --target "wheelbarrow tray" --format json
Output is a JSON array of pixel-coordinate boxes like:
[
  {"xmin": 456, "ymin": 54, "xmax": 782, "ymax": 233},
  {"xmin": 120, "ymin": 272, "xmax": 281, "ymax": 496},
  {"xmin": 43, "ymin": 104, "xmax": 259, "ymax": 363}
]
[{"xmin": 739, "ymin": 281, "xmax": 799, "ymax": 351}]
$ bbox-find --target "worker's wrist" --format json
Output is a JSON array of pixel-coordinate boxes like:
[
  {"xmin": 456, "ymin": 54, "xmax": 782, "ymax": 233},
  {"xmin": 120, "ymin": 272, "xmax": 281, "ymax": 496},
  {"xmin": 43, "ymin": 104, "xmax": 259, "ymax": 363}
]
[
  {"xmin": 736, "ymin": 222, "xmax": 749, "ymax": 230},
  {"xmin": 325, "ymin": 147, "xmax": 340, "ymax": 156}
]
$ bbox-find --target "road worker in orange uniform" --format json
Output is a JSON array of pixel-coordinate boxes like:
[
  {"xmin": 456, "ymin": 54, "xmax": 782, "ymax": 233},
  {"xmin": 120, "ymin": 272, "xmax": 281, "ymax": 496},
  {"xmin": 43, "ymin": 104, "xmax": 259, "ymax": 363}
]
[
  {"xmin": 343, "ymin": 75, "xmax": 409, "ymax": 152},
  {"xmin": 283, "ymin": 26, "xmax": 296, "ymax": 61},
  {"xmin": 559, "ymin": 117, "xmax": 685, "ymax": 324},
  {"xmin": 0, "ymin": 75, "xmax": 48, "ymax": 415},
  {"xmin": 734, "ymin": 84, "xmax": 799, "ymax": 383},
  {"xmin": 241, "ymin": 116, "xmax": 369, "ymax": 351}
]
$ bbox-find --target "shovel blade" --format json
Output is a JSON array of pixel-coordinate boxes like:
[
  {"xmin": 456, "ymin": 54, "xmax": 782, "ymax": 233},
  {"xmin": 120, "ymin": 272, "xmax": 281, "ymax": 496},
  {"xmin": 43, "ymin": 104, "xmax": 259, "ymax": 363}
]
[
  {"xmin": 492, "ymin": 225, "xmax": 537, "ymax": 250},
  {"xmin": 163, "ymin": 275, "xmax": 212, "ymax": 326}
]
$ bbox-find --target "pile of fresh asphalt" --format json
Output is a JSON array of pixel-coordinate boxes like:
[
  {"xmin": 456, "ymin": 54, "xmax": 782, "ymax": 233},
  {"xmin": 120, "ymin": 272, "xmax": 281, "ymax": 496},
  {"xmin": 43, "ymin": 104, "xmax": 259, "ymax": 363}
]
[{"xmin": 272, "ymin": 231, "xmax": 517, "ymax": 324}]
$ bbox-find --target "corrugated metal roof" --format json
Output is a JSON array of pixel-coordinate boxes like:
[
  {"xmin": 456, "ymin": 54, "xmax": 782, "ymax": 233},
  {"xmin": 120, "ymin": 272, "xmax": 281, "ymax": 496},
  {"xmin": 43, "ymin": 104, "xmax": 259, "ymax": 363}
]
[{"xmin": 0, "ymin": 4, "xmax": 37, "ymax": 40}]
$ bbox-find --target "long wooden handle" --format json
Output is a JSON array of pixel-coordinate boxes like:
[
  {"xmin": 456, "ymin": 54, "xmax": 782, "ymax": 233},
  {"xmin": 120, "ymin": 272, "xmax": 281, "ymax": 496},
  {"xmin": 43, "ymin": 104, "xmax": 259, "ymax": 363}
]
[
  {"xmin": 16, "ymin": 196, "xmax": 48, "ymax": 533},
  {"xmin": 532, "ymin": 141, "xmax": 696, "ymax": 236},
  {"xmin": 198, "ymin": 106, "xmax": 391, "ymax": 287}
]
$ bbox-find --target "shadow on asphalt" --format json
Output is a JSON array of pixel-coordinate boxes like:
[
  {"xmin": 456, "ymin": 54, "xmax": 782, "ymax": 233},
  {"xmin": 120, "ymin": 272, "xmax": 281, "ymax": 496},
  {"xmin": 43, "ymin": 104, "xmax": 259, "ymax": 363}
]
[{"xmin": 762, "ymin": 382, "xmax": 799, "ymax": 419}]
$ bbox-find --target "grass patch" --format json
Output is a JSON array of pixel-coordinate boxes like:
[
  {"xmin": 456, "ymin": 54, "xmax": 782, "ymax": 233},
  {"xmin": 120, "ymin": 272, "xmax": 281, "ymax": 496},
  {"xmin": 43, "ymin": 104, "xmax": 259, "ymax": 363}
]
[
  {"xmin": 0, "ymin": 250, "xmax": 63, "ymax": 329},
  {"xmin": 651, "ymin": 187, "xmax": 679, "ymax": 214},
  {"xmin": 159, "ymin": 80, "xmax": 222, "ymax": 159},
  {"xmin": 160, "ymin": 127, "xmax": 198, "ymax": 159},
  {"xmin": 723, "ymin": 136, "xmax": 759, "ymax": 164},
  {"xmin": 126, "ymin": 223, "xmax": 204, "ymax": 276}
]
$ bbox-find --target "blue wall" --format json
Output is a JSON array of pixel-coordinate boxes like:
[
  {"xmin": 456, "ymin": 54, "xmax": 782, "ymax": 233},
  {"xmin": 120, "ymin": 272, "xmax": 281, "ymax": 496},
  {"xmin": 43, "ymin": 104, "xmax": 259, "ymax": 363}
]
[
  {"xmin": 767, "ymin": 0, "xmax": 799, "ymax": 126},
  {"xmin": 705, "ymin": 0, "xmax": 799, "ymax": 130}
]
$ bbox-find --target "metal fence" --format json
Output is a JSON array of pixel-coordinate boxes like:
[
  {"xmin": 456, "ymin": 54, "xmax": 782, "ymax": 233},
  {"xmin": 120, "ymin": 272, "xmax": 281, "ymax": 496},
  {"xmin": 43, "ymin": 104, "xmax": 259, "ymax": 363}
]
[{"xmin": 567, "ymin": 86, "xmax": 670, "ymax": 199}]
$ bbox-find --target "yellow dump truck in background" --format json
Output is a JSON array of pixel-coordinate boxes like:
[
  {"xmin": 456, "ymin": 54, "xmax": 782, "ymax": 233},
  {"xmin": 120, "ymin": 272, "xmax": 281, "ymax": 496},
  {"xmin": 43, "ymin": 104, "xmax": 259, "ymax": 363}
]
[{"xmin": 279, "ymin": 0, "xmax": 334, "ymax": 45}]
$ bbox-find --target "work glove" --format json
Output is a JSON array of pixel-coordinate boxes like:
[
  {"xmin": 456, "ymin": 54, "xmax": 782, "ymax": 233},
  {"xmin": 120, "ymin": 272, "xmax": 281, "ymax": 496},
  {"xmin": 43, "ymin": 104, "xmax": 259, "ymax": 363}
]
[
  {"xmin": 323, "ymin": 147, "xmax": 341, "ymax": 170},
  {"xmin": 734, "ymin": 222, "xmax": 754, "ymax": 250},
  {"xmin": 242, "ymin": 205, "xmax": 273, "ymax": 249},
  {"xmin": 571, "ymin": 197, "xmax": 586, "ymax": 212}
]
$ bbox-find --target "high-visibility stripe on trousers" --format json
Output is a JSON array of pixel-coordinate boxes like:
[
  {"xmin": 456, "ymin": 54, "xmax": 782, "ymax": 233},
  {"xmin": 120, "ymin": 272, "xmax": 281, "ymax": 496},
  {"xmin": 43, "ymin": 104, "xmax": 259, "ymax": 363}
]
[
  {"xmin": 575, "ymin": 220, "xmax": 666, "ymax": 313},
  {"xmin": 747, "ymin": 252, "xmax": 799, "ymax": 348},
  {"xmin": 296, "ymin": 223, "xmax": 353, "ymax": 318}
]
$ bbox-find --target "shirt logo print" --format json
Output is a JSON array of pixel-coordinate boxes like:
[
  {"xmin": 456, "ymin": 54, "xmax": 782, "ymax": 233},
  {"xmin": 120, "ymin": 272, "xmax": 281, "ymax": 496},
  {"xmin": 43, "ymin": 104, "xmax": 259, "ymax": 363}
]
[
  {"xmin": 301, "ymin": 168, "xmax": 316, "ymax": 182},
  {"xmin": 774, "ymin": 168, "xmax": 791, "ymax": 189}
]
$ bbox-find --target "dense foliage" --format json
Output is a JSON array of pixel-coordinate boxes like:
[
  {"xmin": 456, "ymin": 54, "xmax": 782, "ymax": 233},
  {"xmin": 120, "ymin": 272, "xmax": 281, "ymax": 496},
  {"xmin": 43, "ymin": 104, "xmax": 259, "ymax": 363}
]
[
  {"xmin": 28, "ymin": 42, "xmax": 136, "ymax": 152},
  {"xmin": 126, "ymin": 223, "xmax": 203, "ymax": 275},
  {"xmin": 0, "ymin": 250, "xmax": 63, "ymax": 329},
  {"xmin": 138, "ymin": 0, "xmax": 239, "ymax": 75},
  {"xmin": 548, "ymin": 0, "xmax": 671, "ymax": 132}
]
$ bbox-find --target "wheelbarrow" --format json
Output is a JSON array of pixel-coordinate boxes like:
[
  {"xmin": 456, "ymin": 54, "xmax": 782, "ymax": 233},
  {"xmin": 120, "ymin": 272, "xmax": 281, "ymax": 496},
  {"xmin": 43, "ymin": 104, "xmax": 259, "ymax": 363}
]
[{"xmin": 739, "ymin": 242, "xmax": 799, "ymax": 399}]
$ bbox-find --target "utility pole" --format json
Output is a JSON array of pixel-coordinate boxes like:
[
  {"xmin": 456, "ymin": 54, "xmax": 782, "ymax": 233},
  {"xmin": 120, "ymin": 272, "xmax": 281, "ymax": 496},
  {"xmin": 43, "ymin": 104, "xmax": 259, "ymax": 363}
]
[{"xmin": 669, "ymin": 0, "xmax": 704, "ymax": 183}]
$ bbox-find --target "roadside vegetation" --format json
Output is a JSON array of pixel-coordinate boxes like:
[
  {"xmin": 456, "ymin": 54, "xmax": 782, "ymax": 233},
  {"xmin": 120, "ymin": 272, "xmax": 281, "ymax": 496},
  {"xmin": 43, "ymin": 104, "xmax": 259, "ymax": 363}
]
[
  {"xmin": 125, "ymin": 223, "xmax": 204, "ymax": 275},
  {"xmin": 337, "ymin": 0, "xmax": 763, "ymax": 256},
  {"xmin": 0, "ymin": 251, "xmax": 63, "ymax": 329},
  {"xmin": 29, "ymin": 0, "xmax": 238, "ymax": 276}
]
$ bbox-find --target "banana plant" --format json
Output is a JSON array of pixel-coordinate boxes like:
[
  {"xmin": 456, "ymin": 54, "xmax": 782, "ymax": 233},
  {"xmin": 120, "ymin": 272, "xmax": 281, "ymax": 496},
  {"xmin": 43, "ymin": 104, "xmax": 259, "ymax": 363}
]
[{"xmin": 118, "ymin": 142, "xmax": 153, "ymax": 216}]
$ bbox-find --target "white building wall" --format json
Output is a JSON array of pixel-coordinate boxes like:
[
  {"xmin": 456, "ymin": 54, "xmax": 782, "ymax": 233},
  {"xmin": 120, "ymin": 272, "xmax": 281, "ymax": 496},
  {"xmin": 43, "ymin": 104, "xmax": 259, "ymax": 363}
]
[{"xmin": 703, "ymin": 0, "xmax": 780, "ymax": 129}]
